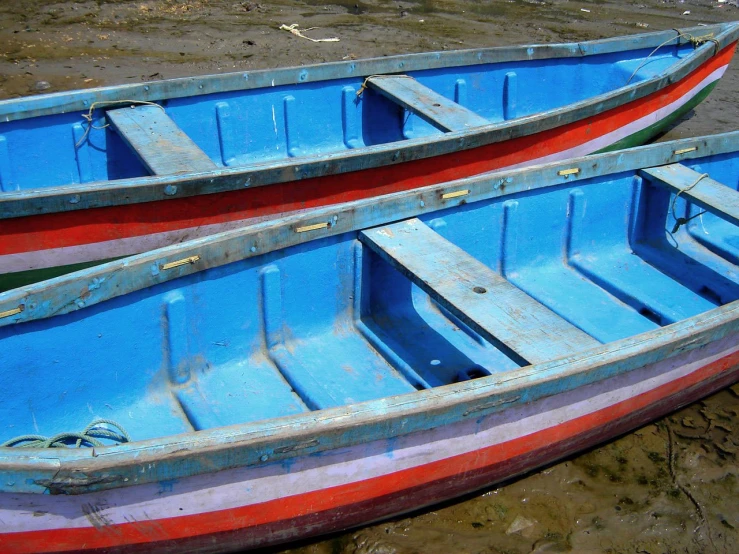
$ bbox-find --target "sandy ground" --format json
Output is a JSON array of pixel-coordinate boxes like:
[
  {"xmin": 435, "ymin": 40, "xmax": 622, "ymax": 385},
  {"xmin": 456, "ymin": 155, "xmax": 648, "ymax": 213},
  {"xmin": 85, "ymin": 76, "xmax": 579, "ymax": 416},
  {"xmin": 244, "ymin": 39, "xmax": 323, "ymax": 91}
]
[{"xmin": 0, "ymin": 1, "xmax": 738, "ymax": 553}]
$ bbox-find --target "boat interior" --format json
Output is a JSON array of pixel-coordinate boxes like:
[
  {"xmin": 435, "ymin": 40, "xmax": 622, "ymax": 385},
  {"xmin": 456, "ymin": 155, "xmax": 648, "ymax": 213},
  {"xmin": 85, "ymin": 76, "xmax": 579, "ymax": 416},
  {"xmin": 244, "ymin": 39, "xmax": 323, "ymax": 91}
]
[
  {"xmin": 0, "ymin": 41, "xmax": 700, "ymax": 191},
  {"xmin": 1, "ymin": 147, "xmax": 738, "ymax": 445}
]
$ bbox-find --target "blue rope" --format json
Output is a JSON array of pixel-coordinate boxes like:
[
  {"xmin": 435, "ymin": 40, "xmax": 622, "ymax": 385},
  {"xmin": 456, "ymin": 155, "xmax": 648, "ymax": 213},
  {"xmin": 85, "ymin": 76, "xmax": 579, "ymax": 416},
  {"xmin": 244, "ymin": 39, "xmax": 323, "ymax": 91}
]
[{"xmin": 2, "ymin": 418, "xmax": 131, "ymax": 448}]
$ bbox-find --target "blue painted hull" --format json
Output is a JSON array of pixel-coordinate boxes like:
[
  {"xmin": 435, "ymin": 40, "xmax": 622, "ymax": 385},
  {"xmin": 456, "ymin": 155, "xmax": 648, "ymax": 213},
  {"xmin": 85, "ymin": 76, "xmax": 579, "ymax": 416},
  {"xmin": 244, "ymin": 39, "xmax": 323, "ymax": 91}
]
[
  {"xmin": 1, "ymin": 23, "xmax": 738, "ymax": 294},
  {"xmin": 0, "ymin": 132, "xmax": 738, "ymax": 552}
]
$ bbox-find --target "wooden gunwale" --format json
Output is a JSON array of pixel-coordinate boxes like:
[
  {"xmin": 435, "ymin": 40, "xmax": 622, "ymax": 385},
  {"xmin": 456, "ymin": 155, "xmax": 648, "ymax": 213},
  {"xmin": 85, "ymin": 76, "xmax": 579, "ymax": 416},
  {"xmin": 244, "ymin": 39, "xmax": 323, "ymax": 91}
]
[
  {"xmin": 1, "ymin": 304, "xmax": 737, "ymax": 496},
  {"xmin": 0, "ymin": 50, "xmax": 731, "ymax": 282},
  {"xmin": 4, "ymin": 341, "xmax": 737, "ymax": 554},
  {"xmin": 1, "ymin": 131, "xmax": 739, "ymax": 495},
  {"xmin": 2, "ymin": 131, "xmax": 737, "ymax": 326},
  {"xmin": 0, "ymin": 24, "xmax": 736, "ymax": 220}
]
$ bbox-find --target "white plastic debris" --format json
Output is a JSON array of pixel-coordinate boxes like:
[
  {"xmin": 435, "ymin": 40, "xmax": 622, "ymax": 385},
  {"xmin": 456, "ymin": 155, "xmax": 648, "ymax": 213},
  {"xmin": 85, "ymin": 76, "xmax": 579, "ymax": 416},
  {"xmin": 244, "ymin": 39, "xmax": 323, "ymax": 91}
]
[
  {"xmin": 279, "ymin": 24, "xmax": 339, "ymax": 42},
  {"xmin": 506, "ymin": 515, "xmax": 537, "ymax": 536}
]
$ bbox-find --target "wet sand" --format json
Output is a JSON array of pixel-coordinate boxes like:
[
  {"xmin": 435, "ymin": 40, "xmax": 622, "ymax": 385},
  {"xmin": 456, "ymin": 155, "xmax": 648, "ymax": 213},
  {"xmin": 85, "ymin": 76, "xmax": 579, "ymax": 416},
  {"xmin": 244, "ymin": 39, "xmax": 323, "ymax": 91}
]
[{"xmin": 0, "ymin": 1, "xmax": 737, "ymax": 553}]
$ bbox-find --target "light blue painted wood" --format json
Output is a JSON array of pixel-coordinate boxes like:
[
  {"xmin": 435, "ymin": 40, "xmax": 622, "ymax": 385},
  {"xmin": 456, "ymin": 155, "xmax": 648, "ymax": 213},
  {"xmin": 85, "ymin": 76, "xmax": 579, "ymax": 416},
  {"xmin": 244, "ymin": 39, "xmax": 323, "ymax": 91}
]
[
  {"xmin": 72, "ymin": 123, "xmax": 93, "ymax": 183},
  {"xmin": 498, "ymin": 190, "xmax": 659, "ymax": 344},
  {"xmin": 500, "ymin": 200, "xmax": 519, "ymax": 277},
  {"xmin": 2, "ymin": 304, "xmax": 738, "ymax": 496},
  {"xmin": 641, "ymin": 163, "xmax": 739, "ymax": 227},
  {"xmin": 352, "ymin": 241, "xmax": 433, "ymax": 390},
  {"xmin": 454, "ymin": 78, "xmax": 468, "ymax": 106},
  {"xmin": 2, "ymin": 133, "xmax": 739, "ymax": 324},
  {"xmin": 0, "ymin": 136, "xmax": 15, "ymax": 192},
  {"xmin": 360, "ymin": 218, "xmax": 601, "ymax": 364},
  {"xmin": 1, "ymin": 54, "xmax": 737, "ymax": 220},
  {"xmin": 567, "ymin": 176, "xmax": 718, "ymax": 325},
  {"xmin": 107, "ymin": 105, "xmax": 217, "ymax": 175},
  {"xmin": 341, "ymin": 86, "xmax": 362, "ymax": 149},
  {"xmin": 503, "ymin": 71, "xmax": 517, "ymax": 120},
  {"xmin": 261, "ymin": 265, "xmax": 283, "ymax": 349},
  {"xmin": 2, "ymin": 126, "xmax": 739, "ymax": 500},
  {"xmin": 367, "ymin": 76, "xmax": 489, "ymax": 132},
  {"xmin": 165, "ymin": 292, "xmax": 191, "ymax": 385},
  {"xmin": 283, "ymin": 95, "xmax": 302, "ymax": 158},
  {"xmin": 215, "ymin": 101, "xmax": 236, "ymax": 166},
  {"xmin": 174, "ymin": 359, "xmax": 310, "ymax": 430}
]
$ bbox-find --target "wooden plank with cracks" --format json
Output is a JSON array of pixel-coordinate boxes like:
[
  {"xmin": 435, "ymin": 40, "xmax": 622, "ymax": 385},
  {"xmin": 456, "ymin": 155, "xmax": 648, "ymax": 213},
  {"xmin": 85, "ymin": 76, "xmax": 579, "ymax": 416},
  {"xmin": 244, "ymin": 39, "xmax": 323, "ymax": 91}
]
[
  {"xmin": 107, "ymin": 105, "xmax": 217, "ymax": 175},
  {"xmin": 359, "ymin": 218, "xmax": 601, "ymax": 365},
  {"xmin": 640, "ymin": 163, "xmax": 739, "ymax": 227},
  {"xmin": 367, "ymin": 76, "xmax": 489, "ymax": 132}
]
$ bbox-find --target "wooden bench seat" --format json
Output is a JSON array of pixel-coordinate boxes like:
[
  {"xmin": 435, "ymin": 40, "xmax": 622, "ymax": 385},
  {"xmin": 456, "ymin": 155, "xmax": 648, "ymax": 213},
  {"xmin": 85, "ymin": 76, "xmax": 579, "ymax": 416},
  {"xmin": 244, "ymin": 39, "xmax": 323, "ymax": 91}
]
[
  {"xmin": 360, "ymin": 218, "xmax": 601, "ymax": 365},
  {"xmin": 367, "ymin": 75, "xmax": 489, "ymax": 133},
  {"xmin": 640, "ymin": 163, "xmax": 739, "ymax": 227},
  {"xmin": 107, "ymin": 105, "xmax": 216, "ymax": 175}
]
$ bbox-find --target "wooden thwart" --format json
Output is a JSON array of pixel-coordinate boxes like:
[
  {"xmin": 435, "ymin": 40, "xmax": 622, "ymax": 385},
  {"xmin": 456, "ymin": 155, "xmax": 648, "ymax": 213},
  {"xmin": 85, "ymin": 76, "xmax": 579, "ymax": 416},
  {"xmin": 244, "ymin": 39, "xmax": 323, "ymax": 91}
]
[
  {"xmin": 640, "ymin": 163, "xmax": 739, "ymax": 227},
  {"xmin": 107, "ymin": 105, "xmax": 216, "ymax": 175},
  {"xmin": 360, "ymin": 218, "xmax": 601, "ymax": 365},
  {"xmin": 366, "ymin": 76, "xmax": 489, "ymax": 133}
]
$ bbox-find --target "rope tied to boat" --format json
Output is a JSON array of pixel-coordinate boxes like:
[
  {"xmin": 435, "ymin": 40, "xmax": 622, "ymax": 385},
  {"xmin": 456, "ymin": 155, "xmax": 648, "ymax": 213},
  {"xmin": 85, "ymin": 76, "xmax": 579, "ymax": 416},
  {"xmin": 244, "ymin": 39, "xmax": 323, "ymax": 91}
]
[
  {"xmin": 355, "ymin": 74, "xmax": 413, "ymax": 97},
  {"xmin": 669, "ymin": 172, "xmax": 709, "ymax": 233},
  {"xmin": 626, "ymin": 30, "xmax": 718, "ymax": 85},
  {"xmin": 677, "ymin": 28, "xmax": 720, "ymax": 55},
  {"xmin": 75, "ymin": 100, "xmax": 165, "ymax": 147},
  {"xmin": 1, "ymin": 418, "xmax": 131, "ymax": 448}
]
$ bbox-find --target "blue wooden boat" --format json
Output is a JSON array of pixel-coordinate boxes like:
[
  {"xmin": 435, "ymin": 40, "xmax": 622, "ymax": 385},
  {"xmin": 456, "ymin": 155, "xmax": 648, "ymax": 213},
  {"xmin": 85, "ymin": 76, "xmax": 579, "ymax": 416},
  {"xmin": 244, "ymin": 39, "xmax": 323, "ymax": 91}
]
[
  {"xmin": 1, "ymin": 23, "xmax": 738, "ymax": 293},
  {"xmin": 1, "ymin": 131, "xmax": 738, "ymax": 553}
]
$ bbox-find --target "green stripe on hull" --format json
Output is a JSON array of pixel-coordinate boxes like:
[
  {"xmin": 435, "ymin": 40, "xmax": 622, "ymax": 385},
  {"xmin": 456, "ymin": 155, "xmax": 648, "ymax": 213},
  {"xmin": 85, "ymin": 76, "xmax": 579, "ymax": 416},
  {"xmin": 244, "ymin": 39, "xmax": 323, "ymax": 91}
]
[
  {"xmin": 596, "ymin": 82, "xmax": 718, "ymax": 153},
  {"xmin": 0, "ymin": 259, "xmax": 117, "ymax": 293}
]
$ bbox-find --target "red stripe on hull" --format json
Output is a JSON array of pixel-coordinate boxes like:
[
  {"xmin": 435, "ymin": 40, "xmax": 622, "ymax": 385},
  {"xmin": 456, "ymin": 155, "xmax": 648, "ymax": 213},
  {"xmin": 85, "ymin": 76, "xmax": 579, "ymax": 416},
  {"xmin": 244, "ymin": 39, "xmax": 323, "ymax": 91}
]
[
  {"xmin": 5, "ymin": 350, "xmax": 738, "ymax": 554},
  {"xmin": 1, "ymin": 44, "xmax": 735, "ymax": 257}
]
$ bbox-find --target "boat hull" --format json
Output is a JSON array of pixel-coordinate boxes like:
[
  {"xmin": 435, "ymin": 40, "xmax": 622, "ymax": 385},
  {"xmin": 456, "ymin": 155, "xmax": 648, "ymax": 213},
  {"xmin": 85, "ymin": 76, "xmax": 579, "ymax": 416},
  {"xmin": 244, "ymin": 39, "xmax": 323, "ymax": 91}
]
[
  {"xmin": 2, "ymin": 131, "xmax": 739, "ymax": 553},
  {"xmin": 0, "ymin": 36, "xmax": 736, "ymax": 292},
  {"xmin": 2, "ymin": 332, "xmax": 737, "ymax": 554}
]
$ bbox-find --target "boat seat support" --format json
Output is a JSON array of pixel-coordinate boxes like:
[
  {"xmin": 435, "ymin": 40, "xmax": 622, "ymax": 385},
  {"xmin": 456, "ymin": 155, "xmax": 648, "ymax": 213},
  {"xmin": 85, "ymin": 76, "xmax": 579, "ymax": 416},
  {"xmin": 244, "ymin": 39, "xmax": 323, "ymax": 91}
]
[
  {"xmin": 640, "ymin": 163, "xmax": 739, "ymax": 227},
  {"xmin": 366, "ymin": 76, "xmax": 489, "ymax": 133},
  {"xmin": 360, "ymin": 218, "xmax": 601, "ymax": 366},
  {"xmin": 107, "ymin": 105, "xmax": 217, "ymax": 175}
]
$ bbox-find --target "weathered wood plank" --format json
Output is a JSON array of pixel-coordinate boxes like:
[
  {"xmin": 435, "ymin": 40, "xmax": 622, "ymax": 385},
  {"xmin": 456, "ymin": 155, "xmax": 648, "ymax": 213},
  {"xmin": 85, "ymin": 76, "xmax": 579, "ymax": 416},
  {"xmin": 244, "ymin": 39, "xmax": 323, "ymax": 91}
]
[
  {"xmin": 640, "ymin": 163, "xmax": 739, "ymax": 227},
  {"xmin": 360, "ymin": 218, "xmax": 600, "ymax": 365},
  {"xmin": 367, "ymin": 76, "xmax": 489, "ymax": 132},
  {"xmin": 107, "ymin": 105, "xmax": 216, "ymax": 175}
]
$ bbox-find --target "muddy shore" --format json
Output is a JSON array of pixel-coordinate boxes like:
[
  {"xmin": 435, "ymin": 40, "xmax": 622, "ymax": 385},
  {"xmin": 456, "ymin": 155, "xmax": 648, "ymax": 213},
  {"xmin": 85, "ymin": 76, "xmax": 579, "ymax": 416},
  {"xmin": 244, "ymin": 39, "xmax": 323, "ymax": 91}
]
[{"xmin": 0, "ymin": 1, "xmax": 738, "ymax": 553}]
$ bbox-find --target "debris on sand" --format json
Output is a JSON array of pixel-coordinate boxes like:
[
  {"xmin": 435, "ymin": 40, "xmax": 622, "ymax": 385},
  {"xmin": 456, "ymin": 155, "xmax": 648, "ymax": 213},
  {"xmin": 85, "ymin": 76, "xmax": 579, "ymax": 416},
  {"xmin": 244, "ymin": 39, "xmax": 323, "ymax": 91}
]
[
  {"xmin": 505, "ymin": 514, "xmax": 537, "ymax": 536},
  {"xmin": 279, "ymin": 24, "xmax": 339, "ymax": 43}
]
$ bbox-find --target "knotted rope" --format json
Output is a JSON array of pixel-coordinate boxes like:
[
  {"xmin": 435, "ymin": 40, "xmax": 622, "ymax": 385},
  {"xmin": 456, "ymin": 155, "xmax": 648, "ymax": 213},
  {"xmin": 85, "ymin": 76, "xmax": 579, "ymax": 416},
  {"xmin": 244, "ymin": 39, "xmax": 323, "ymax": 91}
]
[
  {"xmin": 355, "ymin": 74, "xmax": 413, "ymax": 97},
  {"xmin": 75, "ymin": 100, "xmax": 165, "ymax": 147},
  {"xmin": 2, "ymin": 418, "xmax": 131, "ymax": 448},
  {"xmin": 669, "ymin": 172, "xmax": 709, "ymax": 233},
  {"xmin": 626, "ymin": 30, "xmax": 719, "ymax": 85}
]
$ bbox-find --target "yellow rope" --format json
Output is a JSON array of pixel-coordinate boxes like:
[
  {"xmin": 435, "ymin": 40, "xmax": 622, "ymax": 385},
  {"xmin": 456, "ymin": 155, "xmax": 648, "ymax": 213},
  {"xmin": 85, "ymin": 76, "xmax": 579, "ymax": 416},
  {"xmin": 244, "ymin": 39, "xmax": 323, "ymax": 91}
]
[
  {"xmin": 626, "ymin": 31, "xmax": 717, "ymax": 85},
  {"xmin": 356, "ymin": 74, "xmax": 413, "ymax": 97},
  {"xmin": 75, "ymin": 100, "xmax": 165, "ymax": 147},
  {"xmin": 670, "ymin": 172, "xmax": 709, "ymax": 233}
]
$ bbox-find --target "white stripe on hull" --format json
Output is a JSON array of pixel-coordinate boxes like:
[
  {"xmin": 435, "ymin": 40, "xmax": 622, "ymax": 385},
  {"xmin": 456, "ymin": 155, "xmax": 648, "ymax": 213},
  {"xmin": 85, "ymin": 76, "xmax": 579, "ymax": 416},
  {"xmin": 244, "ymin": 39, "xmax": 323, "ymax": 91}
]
[{"xmin": 503, "ymin": 65, "xmax": 728, "ymax": 170}]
